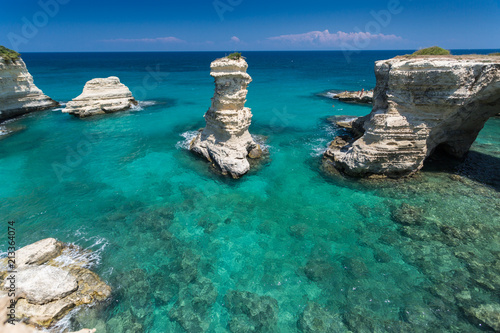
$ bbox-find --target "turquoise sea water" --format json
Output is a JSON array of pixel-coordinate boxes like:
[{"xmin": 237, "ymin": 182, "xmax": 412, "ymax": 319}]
[{"xmin": 1, "ymin": 51, "xmax": 499, "ymax": 332}]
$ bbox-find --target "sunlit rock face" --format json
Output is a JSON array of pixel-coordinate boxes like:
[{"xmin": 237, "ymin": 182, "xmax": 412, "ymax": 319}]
[
  {"xmin": 190, "ymin": 57, "xmax": 262, "ymax": 178},
  {"xmin": 63, "ymin": 76, "xmax": 137, "ymax": 118},
  {"xmin": 324, "ymin": 56, "xmax": 500, "ymax": 178},
  {"xmin": 0, "ymin": 57, "xmax": 58, "ymax": 122}
]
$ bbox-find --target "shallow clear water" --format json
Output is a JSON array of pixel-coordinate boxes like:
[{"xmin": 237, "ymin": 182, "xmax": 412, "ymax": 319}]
[{"xmin": 1, "ymin": 51, "xmax": 499, "ymax": 332}]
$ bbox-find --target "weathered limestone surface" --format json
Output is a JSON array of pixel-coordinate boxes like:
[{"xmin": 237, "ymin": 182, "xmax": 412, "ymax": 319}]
[
  {"xmin": 190, "ymin": 57, "xmax": 262, "ymax": 178},
  {"xmin": 0, "ymin": 238, "xmax": 111, "ymax": 329},
  {"xmin": 324, "ymin": 56, "xmax": 500, "ymax": 177},
  {"xmin": 63, "ymin": 76, "xmax": 137, "ymax": 118},
  {"xmin": 0, "ymin": 57, "xmax": 58, "ymax": 122}
]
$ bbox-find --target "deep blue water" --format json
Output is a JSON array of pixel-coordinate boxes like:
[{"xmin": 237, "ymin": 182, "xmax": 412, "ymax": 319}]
[{"xmin": 1, "ymin": 50, "xmax": 499, "ymax": 332}]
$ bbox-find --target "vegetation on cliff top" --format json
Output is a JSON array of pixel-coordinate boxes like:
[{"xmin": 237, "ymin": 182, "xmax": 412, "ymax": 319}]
[
  {"xmin": 489, "ymin": 52, "xmax": 500, "ymax": 56},
  {"xmin": 0, "ymin": 46, "xmax": 21, "ymax": 62},
  {"xmin": 411, "ymin": 46, "xmax": 451, "ymax": 56},
  {"xmin": 227, "ymin": 52, "xmax": 243, "ymax": 60}
]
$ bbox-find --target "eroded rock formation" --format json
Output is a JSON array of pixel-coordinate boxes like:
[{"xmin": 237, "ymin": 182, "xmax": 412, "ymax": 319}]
[
  {"xmin": 190, "ymin": 57, "xmax": 262, "ymax": 178},
  {"xmin": 63, "ymin": 76, "xmax": 137, "ymax": 118},
  {"xmin": 324, "ymin": 56, "xmax": 500, "ymax": 177},
  {"xmin": 0, "ymin": 238, "xmax": 111, "ymax": 329},
  {"xmin": 324, "ymin": 89, "xmax": 373, "ymax": 104},
  {"xmin": 0, "ymin": 56, "xmax": 58, "ymax": 122}
]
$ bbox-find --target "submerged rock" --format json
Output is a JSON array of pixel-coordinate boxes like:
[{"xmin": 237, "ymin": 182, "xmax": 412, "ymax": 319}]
[
  {"xmin": 298, "ymin": 302, "xmax": 347, "ymax": 333},
  {"xmin": 0, "ymin": 53, "xmax": 59, "ymax": 122},
  {"xmin": 391, "ymin": 203, "xmax": 425, "ymax": 226},
  {"xmin": 224, "ymin": 290, "xmax": 279, "ymax": 332},
  {"xmin": 0, "ymin": 238, "xmax": 111, "ymax": 329},
  {"xmin": 324, "ymin": 55, "xmax": 500, "ymax": 178},
  {"xmin": 63, "ymin": 76, "xmax": 138, "ymax": 118},
  {"xmin": 190, "ymin": 56, "xmax": 262, "ymax": 178},
  {"xmin": 168, "ymin": 277, "xmax": 218, "ymax": 333},
  {"xmin": 465, "ymin": 303, "xmax": 500, "ymax": 331}
]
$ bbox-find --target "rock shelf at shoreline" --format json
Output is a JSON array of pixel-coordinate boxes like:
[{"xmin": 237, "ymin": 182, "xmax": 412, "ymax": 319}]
[
  {"xmin": 63, "ymin": 76, "xmax": 138, "ymax": 118},
  {"xmin": 322, "ymin": 89, "xmax": 374, "ymax": 104}
]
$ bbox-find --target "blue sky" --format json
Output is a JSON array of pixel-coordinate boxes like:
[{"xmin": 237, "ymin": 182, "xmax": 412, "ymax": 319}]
[{"xmin": 1, "ymin": 0, "xmax": 499, "ymax": 52}]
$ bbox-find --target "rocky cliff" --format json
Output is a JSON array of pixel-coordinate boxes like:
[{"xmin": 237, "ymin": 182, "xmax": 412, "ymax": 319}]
[
  {"xmin": 190, "ymin": 57, "xmax": 262, "ymax": 178},
  {"xmin": 0, "ymin": 56, "xmax": 58, "ymax": 122},
  {"xmin": 63, "ymin": 76, "xmax": 137, "ymax": 118},
  {"xmin": 324, "ymin": 55, "xmax": 500, "ymax": 178}
]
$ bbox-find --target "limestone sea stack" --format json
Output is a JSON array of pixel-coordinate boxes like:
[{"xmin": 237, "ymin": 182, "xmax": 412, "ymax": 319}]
[
  {"xmin": 190, "ymin": 56, "xmax": 262, "ymax": 178},
  {"xmin": 63, "ymin": 76, "xmax": 138, "ymax": 118},
  {"xmin": 324, "ymin": 55, "xmax": 500, "ymax": 178},
  {"xmin": 0, "ymin": 52, "xmax": 59, "ymax": 122},
  {"xmin": 0, "ymin": 238, "xmax": 111, "ymax": 329}
]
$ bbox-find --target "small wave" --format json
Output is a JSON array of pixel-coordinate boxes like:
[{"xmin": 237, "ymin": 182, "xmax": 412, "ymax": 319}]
[
  {"xmin": 252, "ymin": 134, "xmax": 271, "ymax": 151},
  {"xmin": 53, "ymin": 235, "xmax": 109, "ymax": 269},
  {"xmin": 131, "ymin": 100, "xmax": 157, "ymax": 112},
  {"xmin": 139, "ymin": 101, "xmax": 156, "ymax": 107},
  {"xmin": 176, "ymin": 130, "xmax": 199, "ymax": 150},
  {"xmin": 309, "ymin": 138, "xmax": 329, "ymax": 157},
  {"xmin": 0, "ymin": 127, "xmax": 10, "ymax": 136}
]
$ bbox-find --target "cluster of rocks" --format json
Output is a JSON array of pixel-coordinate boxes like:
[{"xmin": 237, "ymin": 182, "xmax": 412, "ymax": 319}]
[
  {"xmin": 388, "ymin": 200, "xmax": 500, "ymax": 331},
  {"xmin": 0, "ymin": 238, "xmax": 111, "ymax": 331},
  {"xmin": 190, "ymin": 56, "xmax": 263, "ymax": 178},
  {"xmin": 324, "ymin": 55, "xmax": 500, "ymax": 178}
]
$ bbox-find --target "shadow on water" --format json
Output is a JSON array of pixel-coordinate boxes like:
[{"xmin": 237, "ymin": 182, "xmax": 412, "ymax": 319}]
[{"xmin": 424, "ymin": 148, "xmax": 500, "ymax": 192}]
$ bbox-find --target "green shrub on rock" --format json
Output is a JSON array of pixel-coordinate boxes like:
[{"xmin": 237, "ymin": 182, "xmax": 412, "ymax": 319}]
[{"xmin": 0, "ymin": 45, "xmax": 21, "ymax": 62}]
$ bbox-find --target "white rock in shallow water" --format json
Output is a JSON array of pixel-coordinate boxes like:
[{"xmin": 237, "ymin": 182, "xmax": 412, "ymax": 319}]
[
  {"xmin": 0, "ymin": 238, "xmax": 111, "ymax": 328},
  {"xmin": 0, "ymin": 56, "xmax": 59, "ymax": 122},
  {"xmin": 190, "ymin": 57, "xmax": 262, "ymax": 178},
  {"xmin": 62, "ymin": 76, "xmax": 138, "ymax": 118},
  {"xmin": 14, "ymin": 237, "xmax": 63, "ymax": 269},
  {"xmin": 10, "ymin": 266, "xmax": 78, "ymax": 304}
]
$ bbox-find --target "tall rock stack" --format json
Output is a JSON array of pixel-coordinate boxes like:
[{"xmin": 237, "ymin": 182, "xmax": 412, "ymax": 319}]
[
  {"xmin": 0, "ymin": 55, "xmax": 59, "ymax": 122},
  {"xmin": 190, "ymin": 56, "xmax": 262, "ymax": 178}
]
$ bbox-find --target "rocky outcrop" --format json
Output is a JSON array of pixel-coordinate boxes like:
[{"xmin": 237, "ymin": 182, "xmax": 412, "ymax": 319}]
[
  {"xmin": 224, "ymin": 290, "xmax": 279, "ymax": 332},
  {"xmin": 324, "ymin": 89, "xmax": 373, "ymax": 104},
  {"xmin": 324, "ymin": 56, "xmax": 500, "ymax": 177},
  {"xmin": 190, "ymin": 57, "xmax": 262, "ymax": 178},
  {"xmin": 0, "ymin": 238, "xmax": 111, "ymax": 329},
  {"xmin": 0, "ymin": 56, "xmax": 58, "ymax": 122},
  {"xmin": 63, "ymin": 76, "xmax": 137, "ymax": 118}
]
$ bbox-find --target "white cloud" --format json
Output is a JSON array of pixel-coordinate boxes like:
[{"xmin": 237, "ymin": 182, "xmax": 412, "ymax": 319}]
[
  {"xmin": 103, "ymin": 37, "xmax": 185, "ymax": 43},
  {"xmin": 268, "ymin": 30, "xmax": 402, "ymax": 46},
  {"xmin": 230, "ymin": 36, "xmax": 241, "ymax": 43}
]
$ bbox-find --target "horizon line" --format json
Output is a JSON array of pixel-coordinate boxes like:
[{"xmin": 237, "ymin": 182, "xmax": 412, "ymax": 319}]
[{"xmin": 17, "ymin": 48, "xmax": 500, "ymax": 54}]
